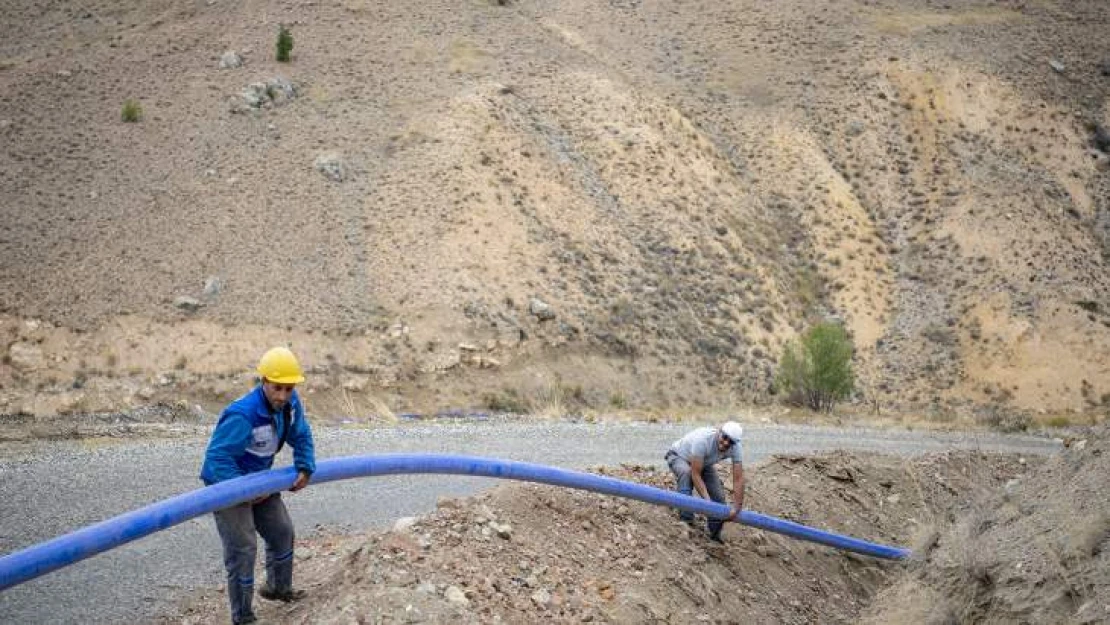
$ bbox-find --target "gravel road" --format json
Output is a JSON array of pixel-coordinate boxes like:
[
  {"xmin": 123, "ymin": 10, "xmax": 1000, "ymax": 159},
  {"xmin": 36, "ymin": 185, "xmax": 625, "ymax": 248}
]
[{"xmin": 0, "ymin": 420, "xmax": 1060, "ymax": 623}]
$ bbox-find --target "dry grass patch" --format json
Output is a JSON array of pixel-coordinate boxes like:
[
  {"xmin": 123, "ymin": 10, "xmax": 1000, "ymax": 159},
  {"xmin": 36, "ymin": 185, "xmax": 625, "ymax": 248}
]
[
  {"xmin": 448, "ymin": 40, "xmax": 491, "ymax": 74},
  {"xmin": 872, "ymin": 8, "xmax": 1025, "ymax": 35}
]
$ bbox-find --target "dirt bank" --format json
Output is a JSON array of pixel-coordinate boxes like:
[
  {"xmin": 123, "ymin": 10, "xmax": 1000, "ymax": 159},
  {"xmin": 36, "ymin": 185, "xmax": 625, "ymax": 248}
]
[{"xmin": 160, "ymin": 425, "xmax": 1109, "ymax": 623}]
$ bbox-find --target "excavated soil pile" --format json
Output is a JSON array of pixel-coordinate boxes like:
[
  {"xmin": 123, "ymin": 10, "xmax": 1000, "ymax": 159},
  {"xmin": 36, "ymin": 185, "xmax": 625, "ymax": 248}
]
[
  {"xmin": 166, "ymin": 430, "xmax": 1108, "ymax": 623},
  {"xmin": 864, "ymin": 428, "xmax": 1110, "ymax": 624}
]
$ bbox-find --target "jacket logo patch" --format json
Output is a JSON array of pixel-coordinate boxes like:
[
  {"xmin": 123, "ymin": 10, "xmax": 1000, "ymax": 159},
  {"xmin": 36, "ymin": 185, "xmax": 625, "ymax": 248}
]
[{"xmin": 246, "ymin": 424, "xmax": 278, "ymax": 457}]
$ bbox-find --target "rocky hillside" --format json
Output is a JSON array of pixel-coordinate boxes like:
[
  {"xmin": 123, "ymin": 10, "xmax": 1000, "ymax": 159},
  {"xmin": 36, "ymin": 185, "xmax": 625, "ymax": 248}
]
[{"xmin": 1, "ymin": 0, "xmax": 1107, "ymax": 420}]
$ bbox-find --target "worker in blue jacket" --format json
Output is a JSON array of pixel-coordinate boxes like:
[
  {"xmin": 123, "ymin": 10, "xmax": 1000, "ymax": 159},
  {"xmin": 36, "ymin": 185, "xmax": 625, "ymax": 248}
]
[{"xmin": 200, "ymin": 346, "xmax": 316, "ymax": 625}]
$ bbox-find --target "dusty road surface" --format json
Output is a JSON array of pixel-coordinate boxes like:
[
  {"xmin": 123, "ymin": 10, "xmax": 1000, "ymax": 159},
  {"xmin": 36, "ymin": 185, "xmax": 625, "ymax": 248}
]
[{"xmin": 0, "ymin": 420, "xmax": 1060, "ymax": 624}]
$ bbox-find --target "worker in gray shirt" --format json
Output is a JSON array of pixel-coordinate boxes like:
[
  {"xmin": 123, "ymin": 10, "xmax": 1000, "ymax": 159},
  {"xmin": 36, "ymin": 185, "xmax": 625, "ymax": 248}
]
[{"xmin": 664, "ymin": 421, "xmax": 745, "ymax": 543}]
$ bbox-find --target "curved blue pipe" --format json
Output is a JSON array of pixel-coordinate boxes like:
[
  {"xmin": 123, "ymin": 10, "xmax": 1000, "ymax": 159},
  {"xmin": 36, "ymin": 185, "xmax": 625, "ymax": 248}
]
[{"xmin": 0, "ymin": 453, "xmax": 909, "ymax": 591}]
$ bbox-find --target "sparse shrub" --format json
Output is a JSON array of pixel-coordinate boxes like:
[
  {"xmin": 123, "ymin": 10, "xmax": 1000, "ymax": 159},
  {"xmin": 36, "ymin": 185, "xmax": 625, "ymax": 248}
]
[
  {"xmin": 923, "ymin": 324, "xmax": 957, "ymax": 346},
  {"xmin": 482, "ymin": 388, "xmax": 528, "ymax": 414},
  {"xmin": 974, "ymin": 405, "xmax": 1031, "ymax": 432},
  {"xmin": 1066, "ymin": 513, "xmax": 1110, "ymax": 558},
  {"xmin": 609, "ymin": 390, "xmax": 628, "ymax": 409},
  {"xmin": 1076, "ymin": 300, "xmax": 1099, "ymax": 313},
  {"xmin": 276, "ymin": 24, "xmax": 294, "ymax": 62},
  {"xmin": 1044, "ymin": 415, "xmax": 1071, "ymax": 428},
  {"xmin": 775, "ymin": 321, "xmax": 854, "ymax": 413},
  {"xmin": 120, "ymin": 99, "xmax": 142, "ymax": 122},
  {"xmin": 536, "ymin": 382, "xmax": 587, "ymax": 416}
]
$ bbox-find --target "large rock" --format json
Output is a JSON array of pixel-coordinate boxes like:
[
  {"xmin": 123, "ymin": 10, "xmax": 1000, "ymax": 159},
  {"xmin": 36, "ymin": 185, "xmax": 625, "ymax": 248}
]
[
  {"xmin": 444, "ymin": 585, "xmax": 469, "ymax": 606},
  {"xmin": 8, "ymin": 342, "xmax": 44, "ymax": 371},
  {"xmin": 219, "ymin": 51, "xmax": 243, "ymax": 69},
  {"xmin": 1093, "ymin": 124, "xmax": 1110, "ymax": 153},
  {"xmin": 203, "ymin": 276, "xmax": 224, "ymax": 297},
  {"xmin": 529, "ymin": 297, "xmax": 556, "ymax": 321},
  {"xmin": 233, "ymin": 77, "xmax": 297, "ymax": 112},
  {"xmin": 173, "ymin": 296, "xmax": 204, "ymax": 312}
]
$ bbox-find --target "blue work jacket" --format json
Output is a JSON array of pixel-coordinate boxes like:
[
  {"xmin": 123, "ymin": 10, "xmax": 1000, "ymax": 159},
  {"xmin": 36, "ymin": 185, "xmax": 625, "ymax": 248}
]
[{"xmin": 200, "ymin": 385, "xmax": 316, "ymax": 485}]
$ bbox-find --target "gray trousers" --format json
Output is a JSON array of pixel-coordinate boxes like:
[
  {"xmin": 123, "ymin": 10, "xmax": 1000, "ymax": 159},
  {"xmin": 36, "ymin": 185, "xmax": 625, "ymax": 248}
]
[
  {"xmin": 212, "ymin": 494, "xmax": 295, "ymax": 624},
  {"xmin": 666, "ymin": 451, "xmax": 727, "ymax": 538}
]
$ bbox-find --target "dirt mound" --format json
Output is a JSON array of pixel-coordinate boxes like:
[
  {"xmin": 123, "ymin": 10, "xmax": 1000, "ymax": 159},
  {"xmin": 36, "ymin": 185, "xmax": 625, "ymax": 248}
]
[
  {"xmin": 864, "ymin": 426, "xmax": 1110, "ymax": 624},
  {"xmin": 162, "ymin": 434, "xmax": 1108, "ymax": 623}
]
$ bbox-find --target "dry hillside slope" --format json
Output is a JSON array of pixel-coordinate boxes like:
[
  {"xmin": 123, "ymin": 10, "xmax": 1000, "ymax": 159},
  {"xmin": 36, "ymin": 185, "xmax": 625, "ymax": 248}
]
[{"xmin": 1, "ymin": 0, "xmax": 1108, "ymax": 419}]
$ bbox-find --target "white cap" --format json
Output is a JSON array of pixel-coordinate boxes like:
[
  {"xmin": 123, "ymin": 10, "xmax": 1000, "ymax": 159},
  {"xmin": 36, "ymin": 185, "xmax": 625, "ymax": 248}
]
[{"xmin": 721, "ymin": 421, "xmax": 743, "ymax": 441}]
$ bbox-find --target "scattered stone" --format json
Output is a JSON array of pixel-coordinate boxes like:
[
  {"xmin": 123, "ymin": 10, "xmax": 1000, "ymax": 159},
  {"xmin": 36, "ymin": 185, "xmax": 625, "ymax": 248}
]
[
  {"xmin": 444, "ymin": 585, "xmax": 469, "ymax": 606},
  {"xmin": 314, "ymin": 152, "xmax": 346, "ymax": 182},
  {"xmin": 1093, "ymin": 124, "xmax": 1110, "ymax": 153},
  {"xmin": 219, "ymin": 51, "xmax": 243, "ymax": 69},
  {"xmin": 530, "ymin": 588, "xmax": 551, "ymax": 607},
  {"xmin": 8, "ymin": 342, "xmax": 44, "ymax": 371},
  {"xmin": 393, "ymin": 517, "xmax": 418, "ymax": 533},
  {"xmin": 529, "ymin": 297, "xmax": 556, "ymax": 321},
  {"xmin": 239, "ymin": 84, "xmax": 267, "ymax": 109},
  {"xmin": 203, "ymin": 276, "xmax": 223, "ymax": 297},
  {"xmin": 232, "ymin": 77, "xmax": 297, "ymax": 112},
  {"xmin": 173, "ymin": 296, "xmax": 204, "ymax": 312},
  {"xmin": 263, "ymin": 76, "xmax": 296, "ymax": 103},
  {"xmin": 489, "ymin": 521, "xmax": 512, "ymax": 540},
  {"xmin": 1049, "ymin": 59, "xmax": 1065, "ymax": 73}
]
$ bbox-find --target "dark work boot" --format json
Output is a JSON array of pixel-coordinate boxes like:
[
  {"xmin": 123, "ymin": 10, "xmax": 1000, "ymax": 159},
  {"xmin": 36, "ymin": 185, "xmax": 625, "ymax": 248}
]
[
  {"xmin": 259, "ymin": 586, "xmax": 306, "ymax": 602},
  {"xmin": 707, "ymin": 522, "xmax": 725, "ymax": 544},
  {"xmin": 707, "ymin": 516, "xmax": 725, "ymax": 543}
]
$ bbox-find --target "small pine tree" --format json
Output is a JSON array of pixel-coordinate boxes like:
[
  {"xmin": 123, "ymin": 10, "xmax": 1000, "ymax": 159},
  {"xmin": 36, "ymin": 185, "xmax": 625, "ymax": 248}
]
[
  {"xmin": 120, "ymin": 99, "xmax": 142, "ymax": 122},
  {"xmin": 775, "ymin": 321, "xmax": 854, "ymax": 413},
  {"xmin": 276, "ymin": 24, "xmax": 294, "ymax": 62}
]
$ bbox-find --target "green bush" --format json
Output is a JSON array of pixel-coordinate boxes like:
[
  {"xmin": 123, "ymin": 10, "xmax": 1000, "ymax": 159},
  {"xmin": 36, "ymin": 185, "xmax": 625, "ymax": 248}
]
[
  {"xmin": 1044, "ymin": 415, "xmax": 1071, "ymax": 428},
  {"xmin": 120, "ymin": 99, "xmax": 142, "ymax": 122},
  {"xmin": 276, "ymin": 24, "xmax": 294, "ymax": 62},
  {"xmin": 775, "ymin": 321, "xmax": 854, "ymax": 412}
]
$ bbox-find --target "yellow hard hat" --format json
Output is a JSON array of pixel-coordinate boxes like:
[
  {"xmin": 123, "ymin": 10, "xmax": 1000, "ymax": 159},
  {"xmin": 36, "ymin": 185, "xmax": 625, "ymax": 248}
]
[{"xmin": 256, "ymin": 346, "xmax": 305, "ymax": 384}]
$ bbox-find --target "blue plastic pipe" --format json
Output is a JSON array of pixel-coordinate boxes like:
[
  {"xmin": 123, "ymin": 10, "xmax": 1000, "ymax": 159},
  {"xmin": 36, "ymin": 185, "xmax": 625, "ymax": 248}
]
[{"xmin": 0, "ymin": 453, "xmax": 909, "ymax": 591}]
